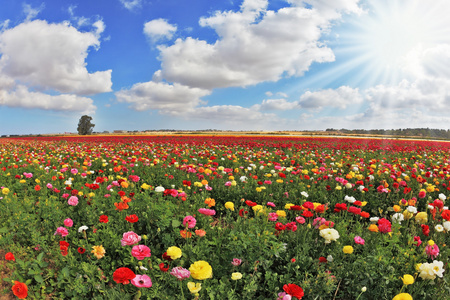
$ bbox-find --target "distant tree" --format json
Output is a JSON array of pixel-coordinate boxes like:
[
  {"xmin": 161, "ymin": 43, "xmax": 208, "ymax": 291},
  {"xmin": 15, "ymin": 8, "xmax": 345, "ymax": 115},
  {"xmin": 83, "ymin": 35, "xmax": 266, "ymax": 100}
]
[{"xmin": 77, "ymin": 115, "xmax": 95, "ymax": 135}]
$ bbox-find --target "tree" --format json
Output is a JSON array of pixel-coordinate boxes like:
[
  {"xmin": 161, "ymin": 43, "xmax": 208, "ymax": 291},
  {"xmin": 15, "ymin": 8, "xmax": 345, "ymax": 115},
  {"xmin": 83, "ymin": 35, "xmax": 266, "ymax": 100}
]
[{"xmin": 77, "ymin": 115, "xmax": 95, "ymax": 135}]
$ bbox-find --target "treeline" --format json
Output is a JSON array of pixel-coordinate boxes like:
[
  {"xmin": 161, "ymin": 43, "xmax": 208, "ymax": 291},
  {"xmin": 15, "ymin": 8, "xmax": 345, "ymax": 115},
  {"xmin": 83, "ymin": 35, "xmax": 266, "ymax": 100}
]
[{"xmin": 326, "ymin": 128, "xmax": 450, "ymax": 139}]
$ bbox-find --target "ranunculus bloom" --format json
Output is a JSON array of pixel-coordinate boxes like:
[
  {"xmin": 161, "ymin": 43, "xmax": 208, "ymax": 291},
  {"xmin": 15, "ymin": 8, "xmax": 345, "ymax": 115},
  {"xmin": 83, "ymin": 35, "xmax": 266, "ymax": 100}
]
[
  {"xmin": 413, "ymin": 236, "xmax": 422, "ymax": 247},
  {"xmin": 283, "ymin": 283, "xmax": 304, "ymax": 299},
  {"xmin": 170, "ymin": 266, "xmax": 191, "ymax": 280},
  {"xmin": 189, "ymin": 260, "xmax": 213, "ymax": 280},
  {"xmin": 377, "ymin": 218, "xmax": 392, "ymax": 233},
  {"xmin": 166, "ymin": 246, "xmax": 182, "ymax": 260},
  {"xmin": 195, "ymin": 229, "xmax": 206, "ymax": 237},
  {"xmin": 295, "ymin": 216, "xmax": 306, "ymax": 224},
  {"xmin": 402, "ymin": 274, "xmax": 414, "ymax": 285},
  {"xmin": 12, "ymin": 281, "xmax": 28, "ymax": 299},
  {"xmin": 125, "ymin": 214, "xmax": 139, "ymax": 223},
  {"xmin": 425, "ymin": 244, "xmax": 439, "ymax": 259},
  {"xmin": 393, "ymin": 293, "xmax": 413, "ymax": 300},
  {"xmin": 54, "ymin": 226, "xmax": 69, "ymax": 237},
  {"xmin": 67, "ymin": 196, "xmax": 79, "ymax": 206},
  {"xmin": 5, "ymin": 252, "xmax": 15, "ymax": 261},
  {"xmin": 231, "ymin": 272, "xmax": 243, "ymax": 280},
  {"xmin": 183, "ymin": 215, "xmax": 197, "ymax": 228},
  {"xmin": 319, "ymin": 228, "xmax": 340, "ymax": 243},
  {"xmin": 225, "ymin": 201, "xmax": 235, "ymax": 211},
  {"xmin": 268, "ymin": 212, "xmax": 278, "ymax": 221},
  {"xmin": 99, "ymin": 215, "xmax": 109, "ymax": 223},
  {"xmin": 64, "ymin": 218, "xmax": 73, "ymax": 227},
  {"xmin": 231, "ymin": 258, "xmax": 242, "ymax": 266},
  {"xmin": 131, "ymin": 245, "xmax": 151, "ymax": 260},
  {"xmin": 343, "ymin": 245, "xmax": 354, "ymax": 254},
  {"xmin": 198, "ymin": 208, "xmax": 216, "ymax": 216},
  {"xmin": 187, "ymin": 282, "xmax": 202, "ymax": 294},
  {"xmin": 77, "ymin": 247, "xmax": 86, "ymax": 254},
  {"xmin": 421, "ymin": 224, "xmax": 430, "ymax": 236},
  {"xmin": 131, "ymin": 274, "xmax": 152, "ymax": 288},
  {"xmin": 113, "ymin": 267, "xmax": 136, "ymax": 284},
  {"xmin": 121, "ymin": 231, "xmax": 141, "ymax": 246},
  {"xmin": 415, "ymin": 211, "xmax": 428, "ymax": 224},
  {"xmin": 91, "ymin": 245, "xmax": 106, "ymax": 259},
  {"xmin": 354, "ymin": 236, "xmax": 365, "ymax": 245}
]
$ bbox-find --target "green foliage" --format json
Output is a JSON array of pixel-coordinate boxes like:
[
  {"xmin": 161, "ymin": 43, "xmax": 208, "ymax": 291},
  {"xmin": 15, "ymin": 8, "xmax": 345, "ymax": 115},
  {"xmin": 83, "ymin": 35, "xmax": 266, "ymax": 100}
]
[{"xmin": 77, "ymin": 115, "xmax": 95, "ymax": 135}]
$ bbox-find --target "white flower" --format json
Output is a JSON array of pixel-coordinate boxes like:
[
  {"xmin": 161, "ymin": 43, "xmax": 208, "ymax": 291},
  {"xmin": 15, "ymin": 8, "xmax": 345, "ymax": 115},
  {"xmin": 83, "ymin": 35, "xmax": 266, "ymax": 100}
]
[
  {"xmin": 78, "ymin": 225, "xmax": 88, "ymax": 233},
  {"xmin": 418, "ymin": 263, "xmax": 436, "ymax": 280},
  {"xmin": 391, "ymin": 213, "xmax": 404, "ymax": 224},
  {"xmin": 240, "ymin": 176, "xmax": 247, "ymax": 182},
  {"xmin": 370, "ymin": 217, "xmax": 379, "ymax": 222},
  {"xmin": 319, "ymin": 228, "xmax": 340, "ymax": 244},
  {"xmin": 301, "ymin": 191, "xmax": 309, "ymax": 198},
  {"xmin": 439, "ymin": 193, "xmax": 446, "ymax": 201},
  {"xmin": 427, "ymin": 204, "xmax": 435, "ymax": 210},
  {"xmin": 155, "ymin": 186, "xmax": 165, "ymax": 193},
  {"xmin": 435, "ymin": 224, "xmax": 444, "ymax": 232},
  {"xmin": 431, "ymin": 260, "xmax": 445, "ymax": 278},
  {"xmin": 358, "ymin": 185, "xmax": 365, "ymax": 192},
  {"xmin": 443, "ymin": 221, "xmax": 450, "ymax": 231},
  {"xmin": 327, "ymin": 255, "xmax": 334, "ymax": 262},
  {"xmin": 139, "ymin": 266, "xmax": 148, "ymax": 271},
  {"xmin": 344, "ymin": 195, "xmax": 356, "ymax": 203},
  {"xmin": 407, "ymin": 206, "xmax": 417, "ymax": 214},
  {"xmin": 361, "ymin": 287, "xmax": 367, "ymax": 292}
]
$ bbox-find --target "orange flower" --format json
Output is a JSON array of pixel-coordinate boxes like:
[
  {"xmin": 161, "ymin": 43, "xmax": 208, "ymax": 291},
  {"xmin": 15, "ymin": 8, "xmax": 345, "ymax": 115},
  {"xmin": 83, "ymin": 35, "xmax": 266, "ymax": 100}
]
[
  {"xmin": 180, "ymin": 229, "xmax": 192, "ymax": 239},
  {"xmin": 121, "ymin": 196, "xmax": 132, "ymax": 203},
  {"xmin": 368, "ymin": 224, "xmax": 379, "ymax": 232},
  {"xmin": 314, "ymin": 204, "xmax": 326, "ymax": 214},
  {"xmin": 34, "ymin": 185, "xmax": 41, "ymax": 191},
  {"xmin": 201, "ymin": 179, "xmax": 209, "ymax": 186},
  {"xmin": 114, "ymin": 201, "xmax": 129, "ymax": 211},
  {"xmin": 121, "ymin": 181, "xmax": 129, "ymax": 188},
  {"xmin": 408, "ymin": 198, "xmax": 417, "ymax": 206},
  {"xmin": 204, "ymin": 198, "xmax": 216, "ymax": 207},
  {"xmin": 12, "ymin": 281, "xmax": 28, "ymax": 299},
  {"xmin": 195, "ymin": 229, "xmax": 206, "ymax": 237}
]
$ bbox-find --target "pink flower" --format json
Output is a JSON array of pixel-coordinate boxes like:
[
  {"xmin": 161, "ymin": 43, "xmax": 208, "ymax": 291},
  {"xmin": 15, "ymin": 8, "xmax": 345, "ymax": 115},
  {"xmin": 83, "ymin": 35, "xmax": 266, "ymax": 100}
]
[
  {"xmin": 170, "ymin": 267, "xmax": 191, "ymax": 280},
  {"xmin": 183, "ymin": 216, "xmax": 197, "ymax": 229},
  {"xmin": 64, "ymin": 218, "xmax": 73, "ymax": 227},
  {"xmin": 231, "ymin": 258, "xmax": 242, "ymax": 266},
  {"xmin": 377, "ymin": 218, "xmax": 392, "ymax": 233},
  {"xmin": 313, "ymin": 217, "xmax": 326, "ymax": 229},
  {"xmin": 268, "ymin": 212, "xmax": 278, "ymax": 222},
  {"xmin": 71, "ymin": 168, "xmax": 78, "ymax": 175},
  {"xmin": 264, "ymin": 180, "xmax": 272, "ymax": 185},
  {"xmin": 418, "ymin": 190, "xmax": 426, "ymax": 198},
  {"xmin": 277, "ymin": 292, "xmax": 292, "ymax": 300},
  {"xmin": 354, "ymin": 236, "xmax": 365, "ymax": 245},
  {"xmin": 68, "ymin": 196, "xmax": 78, "ymax": 206},
  {"xmin": 46, "ymin": 183, "xmax": 53, "ymax": 189},
  {"xmin": 413, "ymin": 236, "xmax": 422, "ymax": 247},
  {"xmin": 425, "ymin": 244, "xmax": 439, "ymax": 259},
  {"xmin": 225, "ymin": 181, "xmax": 232, "ymax": 186},
  {"xmin": 62, "ymin": 193, "xmax": 70, "ymax": 199},
  {"xmin": 54, "ymin": 227, "xmax": 69, "ymax": 237},
  {"xmin": 23, "ymin": 172, "xmax": 33, "ymax": 178},
  {"xmin": 267, "ymin": 202, "xmax": 276, "ymax": 207},
  {"xmin": 295, "ymin": 216, "xmax": 306, "ymax": 224},
  {"xmin": 121, "ymin": 231, "xmax": 142, "ymax": 246},
  {"xmin": 131, "ymin": 245, "xmax": 151, "ymax": 260},
  {"xmin": 131, "ymin": 275, "xmax": 152, "ymax": 288},
  {"xmin": 198, "ymin": 208, "xmax": 216, "ymax": 216}
]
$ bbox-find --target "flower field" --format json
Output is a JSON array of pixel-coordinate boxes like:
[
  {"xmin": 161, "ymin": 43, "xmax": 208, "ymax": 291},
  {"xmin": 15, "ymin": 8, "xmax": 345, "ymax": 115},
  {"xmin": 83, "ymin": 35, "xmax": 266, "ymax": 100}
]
[{"xmin": 1, "ymin": 135, "xmax": 449, "ymax": 299}]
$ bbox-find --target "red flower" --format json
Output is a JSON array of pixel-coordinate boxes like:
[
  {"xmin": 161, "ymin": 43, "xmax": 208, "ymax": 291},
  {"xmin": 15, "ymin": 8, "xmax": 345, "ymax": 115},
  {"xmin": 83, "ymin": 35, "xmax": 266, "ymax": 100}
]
[
  {"xmin": 118, "ymin": 191, "xmax": 126, "ymax": 197},
  {"xmin": 283, "ymin": 283, "xmax": 304, "ymax": 299},
  {"xmin": 441, "ymin": 209, "xmax": 450, "ymax": 221},
  {"xmin": 113, "ymin": 267, "xmax": 136, "ymax": 284},
  {"xmin": 5, "ymin": 252, "xmax": 15, "ymax": 261},
  {"xmin": 77, "ymin": 247, "xmax": 86, "ymax": 254},
  {"xmin": 59, "ymin": 240, "xmax": 69, "ymax": 250},
  {"xmin": 99, "ymin": 215, "xmax": 109, "ymax": 223},
  {"xmin": 125, "ymin": 214, "xmax": 139, "ymax": 223},
  {"xmin": 12, "ymin": 281, "xmax": 28, "ymax": 299},
  {"xmin": 275, "ymin": 222, "xmax": 286, "ymax": 231},
  {"xmin": 239, "ymin": 208, "xmax": 248, "ymax": 217},
  {"xmin": 302, "ymin": 201, "xmax": 314, "ymax": 210},
  {"xmin": 319, "ymin": 256, "xmax": 327, "ymax": 263},
  {"xmin": 289, "ymin": 205, "xmax": 302, "ymax": 211},
  {"xmin": 421, "ymin": 224, "xmax": 430, "ymax": 236},
  {"xmin": 159, "ymin": 262, "xmax": 169, "ymax": 272},
  {"xmin": 348, "ymin": 206, "xmax": 361, "ymax": 215},
  {"xmin": 334, "ymin": 203, "xmax": 347, "ymax": 212},
  {"xmin": 34, "ymin": 185, "xmax": 41, "ymax": 191},
  {"xmin": 302, "ymin": 210, "xmax": 313, "ymax": 218},
  {"xmin": 377, "ymin": 218, "xmax": 392, "ymax": 233},
  {"xmin": 245, "ymin": 200, "xmax": 257, "ymax": 207}
]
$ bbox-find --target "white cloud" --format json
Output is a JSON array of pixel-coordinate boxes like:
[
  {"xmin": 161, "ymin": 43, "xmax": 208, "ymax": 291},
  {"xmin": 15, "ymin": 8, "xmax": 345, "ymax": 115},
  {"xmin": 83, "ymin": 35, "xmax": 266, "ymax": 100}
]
[
  {"xmin": 154, "ymin": 0, "xmax": 361, "ymax": 90},
  {"xmin": 0, "ymin": 20, "xmax": 9, "ymax": 31},
  {"xmin": 253, "ymin": 98, "xmax": 299, "ymax": 111},
  {"xmin": 0, "ymin": 85, "xmax": 96, "ymax": 114},
  {"xmin": 23, "ymin": 3, "xmax": 45, "ymax": 22},
  {"xmin": 120, "ymin": 0, "xmax": 143, "ymax": 11},
  {"xmin": 299, "ymin": 86, "xmax": 363, "ymax": 110},
  {"xmin": 0, "ymin": 20, "xmax": 112, "ymax": 95},
  {"xmin": 116, "ymin": 81, "xmax": 210, "ymax": 113},
  {"xmin": 143, "ymin": 19, "xmax": 177, "ymax": 43}
]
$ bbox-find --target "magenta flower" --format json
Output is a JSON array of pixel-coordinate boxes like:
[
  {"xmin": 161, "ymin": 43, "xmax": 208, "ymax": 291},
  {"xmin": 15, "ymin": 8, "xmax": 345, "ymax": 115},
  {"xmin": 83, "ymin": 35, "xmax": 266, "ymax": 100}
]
[
  {"xmin": 54, "ymin": 226, "xmax": 69, "ymax": 237},
  {"xmin": 68, "ymin": 196, "xmax": 79, "ymax": 206},
  {"xmin": 425, "ymin": 244, "xmax": 440, "ymax": 259},
  {"xmin": 295, "ymin": 216, "xmax": 306, "ymax": 224},
  {"xmin": 64, "ymin": 218, "xmax": 73, "ymax": 227},
  {"xmin": 414, "ymin": 236, "xmax": 422, "ymax": 247},
  {"xmin": 131, "ymin": 245, "xmax": 151, "ymax": 260},
  {"xmin": 183, "ymin": 215, "xmax": 197, "ymax": 229},
  {"xmin": 268, "ymin": 212, "xmax": 278, "ymax": 222},
  {"xmin": 46, "ymin": 183, "xmax": 53, "ymax": 189},
  {"xmin": 198, "ymin": 208, "xmax": 216, "ymax": 216},
  {"xmin": 71, "ymin": 168, "xmax": 78, "ymax": 175},
  {"xmin": 121, "ymin": 231, "xmax": 142, "ymax": 246},
  {"xmin": 131, "ymin": 275, "xmax": 152, "ymax": 288},
  {"xmin": 231, "ymin": 258, "xmax": 242, "ymax": 266},
  {"xmin": 267, "ymin": 202, "xmax": 276, "ymax": 207},
  {"xmin": 170, "ymin": 267, "xmax": 191, "ymax": 280},
  {"xmin": 354, "ymin": 236, "xmax": 365, "ymax": 245}
]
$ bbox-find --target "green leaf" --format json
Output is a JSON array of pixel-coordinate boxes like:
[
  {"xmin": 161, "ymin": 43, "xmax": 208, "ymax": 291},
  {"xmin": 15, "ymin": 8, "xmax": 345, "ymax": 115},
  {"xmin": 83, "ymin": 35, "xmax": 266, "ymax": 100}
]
[
  {"xmin": 34, "ymin": 274, "xmax": 44, "ymax": 283},
  {"xmin": 171, "ymin": 219, "xmax": 181, "ymax": 228},
  {"xmin": 61, "ymin": 266, "xmax": 70, "ymax": 278},
  {"xmin": 0, "ymin": 227, "xmax": 7, "ymax": 233},
  {"xmin": 36, "ymin": 252, "xmax": 44, "ymax": 262}
]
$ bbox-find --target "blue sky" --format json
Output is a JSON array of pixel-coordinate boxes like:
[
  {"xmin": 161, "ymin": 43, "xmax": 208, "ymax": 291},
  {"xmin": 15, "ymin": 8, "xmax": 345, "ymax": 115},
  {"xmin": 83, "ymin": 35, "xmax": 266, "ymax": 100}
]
[{"xmin": 2, "ymin": 0, "xmax": 450, "ymax": 135}]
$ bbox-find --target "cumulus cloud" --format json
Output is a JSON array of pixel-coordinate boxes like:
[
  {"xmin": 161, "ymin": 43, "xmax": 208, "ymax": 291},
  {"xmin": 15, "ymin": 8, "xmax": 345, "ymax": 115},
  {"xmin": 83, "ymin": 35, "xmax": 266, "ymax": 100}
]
[
  {"xmin": 299, "ymin": 86, "xmax": 363, "ymax": 110},
  {"xmin": 0, "ymin": 85, "xmax": 96, "ymax": 114},
  {"xmin": 116, "ymin": 81, "xmax": 210, "ymax": 113},
  {"xmin": 120, "ymin": 0, "xmax": 143, "ymax": 11},
  {"xmin": 0, "ymin": 19, "xmax": 112, "ymax": 95},
  {"xmin": 143, "ymin": 19, "xmax": 177, "ymax": 43},
  {"xmin": 252, "ymin": 98, "xmax": 299, "ymax": 111},
  {"xmin": 153, "ymin": 0, "xmax": 361, "ymax": 90}
]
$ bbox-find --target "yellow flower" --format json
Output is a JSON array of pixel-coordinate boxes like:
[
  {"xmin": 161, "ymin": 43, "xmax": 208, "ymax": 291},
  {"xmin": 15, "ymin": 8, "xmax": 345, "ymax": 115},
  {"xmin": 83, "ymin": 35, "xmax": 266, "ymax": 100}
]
[
  {"xmin": 276, "ymin": 210, "xmax": 286, "ymax": 218},
  {"xmin": 401, "ymin": 274, "xmax": 414, "ymax": 285},
  {"xmin": 393, "ymin": 205, "xmax": 401, "ymax": 212},
  {"xmin": 187, "ymin": 282, "xmax": 202, "ymax": 294},
  {"xmin": 166, "ymin": 246, "xmax": 182, "ymax": 260},
  {"xmin": 368, "ymin": 224, "xmax": 379, "ymax": 232},
  {"xmin": 415, "ymin": 212, "xmax": 428, "ymax": 224},
  {"xmin": 392, "ymin": 293, "xmax": 413, "ymax": 300},
  {"xmin": 231, "ymin": 272, "xmax": 243, "ymax": 280},
  {"xmin": 343, "ymin": 246, "xmax": 354, "ymax": 254},
  {"xmin": 284, "ymin": 203, "xmax": 294, "ymax": 210},
  {"xmin": 225, "ymin": 202, "xmax": 235, "ymax": 211},
  {"xmin": 427, "ymin": 240, "xmax": 435, "ymax": 246},
  {"xmin": 1, "ymin": 187, "xmax": 9, "ymax": 195},
  {"xmin": 91, "ymin": 245, "xmax": 106, "ymax": 259},
  {"xmin": 189, "ymin": 261, "xmax": 213, "ymax": 280},
  {"xmin": 141, "ymin": 183, "xmax": 151, "ymax": 190},
  {"xmin": 252, "ymin": 205, "xmax": 263, "ymax": 212}
]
